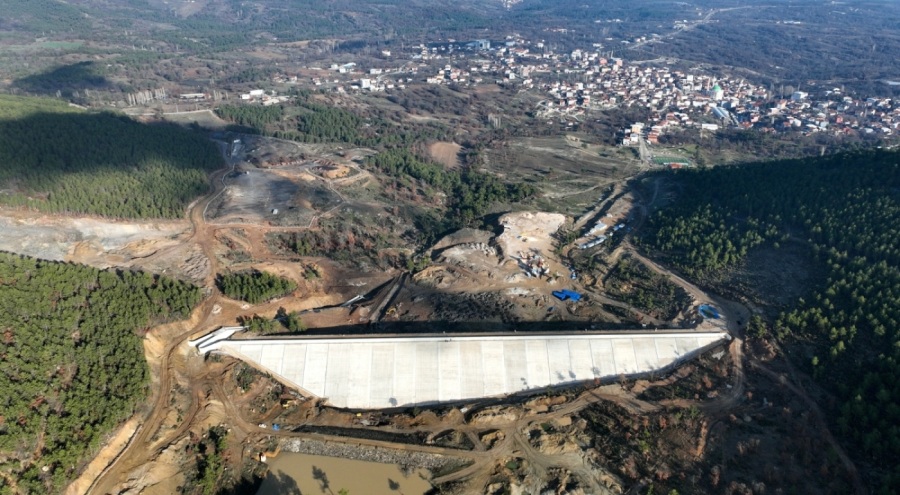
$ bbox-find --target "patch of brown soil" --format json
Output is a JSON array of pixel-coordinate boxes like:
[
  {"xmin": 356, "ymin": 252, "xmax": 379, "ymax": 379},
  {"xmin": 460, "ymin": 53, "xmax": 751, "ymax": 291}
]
[
  {"xmin": 428, "ymin": 141, "xmax": 463, "ymax": 169},
  {"xmin": 320, "ymin": 164, "xmax": 351, "ymax": 179}
]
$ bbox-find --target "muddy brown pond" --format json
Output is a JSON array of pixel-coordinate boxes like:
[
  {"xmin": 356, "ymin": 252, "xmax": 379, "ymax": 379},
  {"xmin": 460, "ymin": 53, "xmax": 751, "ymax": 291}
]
[{"xmin": 256, "ymin": 452, "xmax": 432, "ymax": 495}]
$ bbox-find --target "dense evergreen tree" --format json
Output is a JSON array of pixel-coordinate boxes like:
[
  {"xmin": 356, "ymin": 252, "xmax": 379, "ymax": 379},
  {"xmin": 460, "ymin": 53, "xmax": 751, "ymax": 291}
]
[
  {"xmin": 281, "ymin": 311, "xmax": 307, "ymax": 333},
  {"xmin": 237, "ymin": 314, "xmax": 276, "ymax": 334},
  {"xmin": 214, "ymin": 96, "xmax": 446, "ymax": 147},
  {"xmin": 641, "ymin": 149, "xmax": 900, "ymax": 491},
  {"xmin": 237, "ymin": 308, "xmax": 306, "ymax": 335},
  {"xmin": 214, "ymin": 104, "xmax": 283, "ymax": 132},
  {"xmin": 0, "ymin": 95, "xmax": 223, "ymax": 219},
  {"xmin": 0, "ymin": 252, "xmax": 202, "ymax": 493},
  {"xmin": 295, "ymin": 102, "xmax": 362, "ymax": 143},
  {"xmin": 216, "ymin": 270, "xmax": 297, "ymax": 304}
]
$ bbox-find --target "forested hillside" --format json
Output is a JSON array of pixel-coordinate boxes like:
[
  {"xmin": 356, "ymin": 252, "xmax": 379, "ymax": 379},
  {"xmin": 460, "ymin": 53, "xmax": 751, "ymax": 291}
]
[
  {"xmin": 641, "ymin": 149, "xmax": 900, "ymax": 490},
  {"xmin": 0, "ymin": 252, "xmax": 202, "ymax": 493},
  {"xmin": 215, "ymin": 96, "xmax": 446, "ymax": 147},
  {"xmin": 0, "ymin": 95, "xmax": 222, "ymax": 218},
  {"xmin": 214, "ymin": 104, "xmax": 283, "ymax": 133},
  {"xmin": 367, "ymin": 148, "xmax": 536, "ymax": 230}
]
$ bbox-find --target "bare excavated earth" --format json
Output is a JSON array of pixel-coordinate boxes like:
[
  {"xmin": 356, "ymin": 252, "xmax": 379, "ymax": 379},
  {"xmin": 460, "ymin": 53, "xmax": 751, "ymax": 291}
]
[
  {"xmin": 428, "ymin": 141, "xmax": 463, "ymax": 169},
  {"xmin": 0, "ymin": 211, "xmax": 209, "ymax": 282},
  {"xmin": 495, "ymin": 211, "xmax": 566, "ymax": 258},
  {"xmin": 207, "ymin": 165, "xmax": 341, "ymax": 227}
]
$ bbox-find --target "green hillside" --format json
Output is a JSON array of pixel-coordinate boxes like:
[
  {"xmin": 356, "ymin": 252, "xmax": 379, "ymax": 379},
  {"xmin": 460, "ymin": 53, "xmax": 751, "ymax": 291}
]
[
  {"xmin": 641, "ymin": 149, "xmax": 900, "ymax": 491},
  {"xmin": 0, "ymin": 252, "xmax": 202, "ymax": 493},
  {"xmin": 0, "ymin": 95, "xmax": 222, "ymax": 219}
]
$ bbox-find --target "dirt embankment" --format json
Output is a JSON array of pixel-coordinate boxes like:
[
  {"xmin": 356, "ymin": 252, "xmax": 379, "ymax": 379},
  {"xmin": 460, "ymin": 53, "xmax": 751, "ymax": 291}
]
[
  {"xmin": 63, "ymin": 418, "xmax": 141, "ymax": 495},
  {"xmin": 280, "ymin": 438, "xmax": 456, "ymax": 470},
  {"xmin": 0, "ymin": 212, "xmax": 212, "ymax": 281},
  {"xmin": 0, "ymin": 212, "xmax": 189, "ymax": 263}
]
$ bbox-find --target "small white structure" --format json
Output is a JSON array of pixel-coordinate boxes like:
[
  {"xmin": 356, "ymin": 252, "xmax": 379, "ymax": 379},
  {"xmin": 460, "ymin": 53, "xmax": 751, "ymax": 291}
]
[{"xmin": 189, "ymin": 326, "xmax": 246, "ymax": 353}]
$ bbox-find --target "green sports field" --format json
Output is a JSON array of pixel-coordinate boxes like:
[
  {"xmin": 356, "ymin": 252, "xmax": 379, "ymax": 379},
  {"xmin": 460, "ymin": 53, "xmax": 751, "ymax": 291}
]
[{"xmin": 652, "ymin": 155, "xmax": 691, "ymax": 166}]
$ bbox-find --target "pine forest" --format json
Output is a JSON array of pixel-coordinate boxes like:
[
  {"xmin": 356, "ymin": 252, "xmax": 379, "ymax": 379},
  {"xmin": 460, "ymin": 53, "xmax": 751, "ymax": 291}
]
[
  {"xmin": 641, "ymin": 149, "xmax": 900, "ymax": 490},
  {"xmin": 0, "ymin": 252, "xmax": 202, "ymax": 493},
  {"xmin": 0, "ymin": 95, "xmax": 222, "ymax": 219}
]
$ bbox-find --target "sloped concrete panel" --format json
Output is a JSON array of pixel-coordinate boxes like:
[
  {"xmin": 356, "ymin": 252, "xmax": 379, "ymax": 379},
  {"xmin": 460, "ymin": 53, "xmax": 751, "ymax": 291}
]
[
  {"xmin": 210, "ymin": 332, "xmax": 728, "ymax": 409},
  {"xmin": 459, "ymin": 341, "xmax": 485, "ymax": 399},
  {"xmin": 481, "ymin": 341, "xmax": 507, "ymax": 396}
]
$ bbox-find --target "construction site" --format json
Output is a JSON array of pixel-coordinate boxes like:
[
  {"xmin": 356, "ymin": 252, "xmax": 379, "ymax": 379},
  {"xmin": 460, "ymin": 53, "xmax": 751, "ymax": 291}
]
[{"xmin": 0, "ymin": 127, "xmax": 855, "ymax": 495}]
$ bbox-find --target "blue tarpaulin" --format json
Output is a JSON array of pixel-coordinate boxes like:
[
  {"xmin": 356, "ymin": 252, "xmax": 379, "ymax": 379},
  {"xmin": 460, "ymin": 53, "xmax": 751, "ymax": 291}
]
[
  {"xmin": 698, "ymin": 304, "xmax": 720, "ymax": 319},
  {"xmin": 552, "ymin": 290, "xmax": 583, "ymax": 302}
]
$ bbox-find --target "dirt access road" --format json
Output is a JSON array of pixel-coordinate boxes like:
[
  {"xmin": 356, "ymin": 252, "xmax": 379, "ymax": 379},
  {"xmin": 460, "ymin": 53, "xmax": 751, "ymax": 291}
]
[
  {"xmin": 85, "ymin": 155, "xmax": 237, "ymax": 494},
  {"xmin": 83, "ymin": 155, "xmax": 704, "ymax": 494},
  {"xmin": 84, "ymin": 171, "xmax": 732, "ymax": 494},
  {"xmin": 85, "ymin": 145, "xmax": 371, "ymax": 494},
  {"xmin": 81, "ymin": 142, "xmax": 864, "ymax": 494}
]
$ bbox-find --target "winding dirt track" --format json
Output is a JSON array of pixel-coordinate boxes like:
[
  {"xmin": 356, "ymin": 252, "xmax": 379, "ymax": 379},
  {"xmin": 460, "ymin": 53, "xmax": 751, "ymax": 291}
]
[
  {"xmin": 87, "ymin": 161, "xmax": 730, "ymax": 493},
  {"xmin": 87, "ymin": 162, "xmax": 230, "ymax": 494},
  {"xmin": 87, "ymin": 150, "xmax": 384, "ymax": 493},
  {"xmin": 84, "ymin": 147, "xmax": 864, "ymax": 494}
]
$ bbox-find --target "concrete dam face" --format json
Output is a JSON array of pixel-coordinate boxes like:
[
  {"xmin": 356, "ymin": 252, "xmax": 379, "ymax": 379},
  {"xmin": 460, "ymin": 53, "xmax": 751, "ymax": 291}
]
[{"xmin": 201, "ymin": 331, "xmax": 728, "ymax": 409}]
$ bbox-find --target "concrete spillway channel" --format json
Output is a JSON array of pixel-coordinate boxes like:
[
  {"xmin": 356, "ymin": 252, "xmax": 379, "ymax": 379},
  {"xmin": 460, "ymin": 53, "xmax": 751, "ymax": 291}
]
[
  {"xmin": 195, "ymin": 330, "xmax": 730, "ymax": 410},
  {"xmin": 189, "ymin": 326, "xmax": 246, "ymax": 354},
  {"xmin": 366, "ymin": 273, "xmax": 407, "ymax": 324}
]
